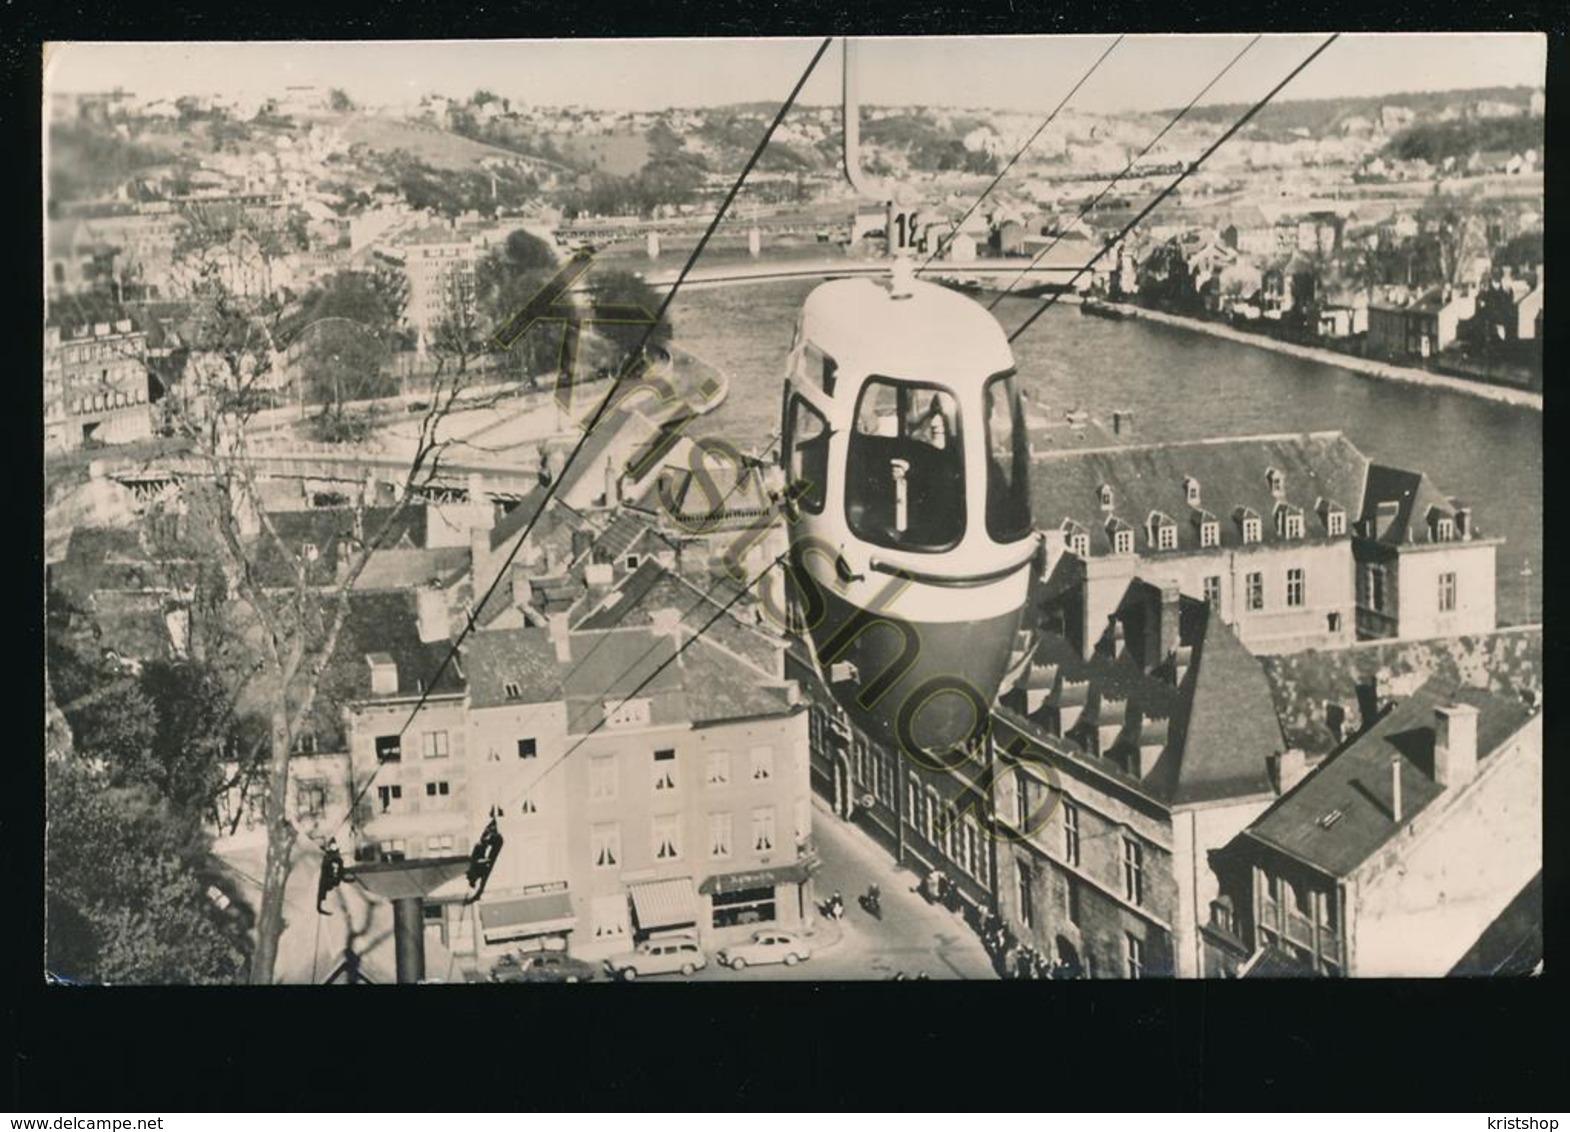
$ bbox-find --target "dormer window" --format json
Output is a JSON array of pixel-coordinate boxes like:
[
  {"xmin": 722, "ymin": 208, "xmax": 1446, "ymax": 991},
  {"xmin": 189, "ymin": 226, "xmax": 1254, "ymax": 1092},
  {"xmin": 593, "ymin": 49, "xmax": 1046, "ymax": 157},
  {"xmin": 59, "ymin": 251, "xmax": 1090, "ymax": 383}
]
[
  {"xmin": 1183, "ymin": 476, "xmax": 1201, "ymax": 507},
  {"xmin": 1323, "ymin": 504, "xmax": 1346, "ymax": 537},
  {"xmin": 1147, "ymin": 512, "xmax": 1177, "ymax": 551},
  {"xmin": 1110, "ymin": 526, "xmax": 1134, "ymax": 556},
  {"xmin": 1197, "ymin": 513, "xmax": 1220, "ymax": 549},
  {"xmin": 1235, "ymin": 508, "xmax": 1261, "ymax": 545},
  {"xmin": 1434, "ymin": 516, "xmax": 1455, "ymax": 541},
  {"xmin": 1098, "ymin": 484, "xmax": 1115, "ymax": 511},
  {"xmin": 1275, "ymin": 504, "xmax": 1304, "ymax": 540},
  {"xmin": 1265, "ymin": 467, "xmax": 1285, "ymax": 497},
  {"xmin": 503, "ymin": 681, "xmax": 522, "ymax": 700},
  {"xmin": 1062, "ymin": 520, "xmax": 1091, "ymax": 559}
]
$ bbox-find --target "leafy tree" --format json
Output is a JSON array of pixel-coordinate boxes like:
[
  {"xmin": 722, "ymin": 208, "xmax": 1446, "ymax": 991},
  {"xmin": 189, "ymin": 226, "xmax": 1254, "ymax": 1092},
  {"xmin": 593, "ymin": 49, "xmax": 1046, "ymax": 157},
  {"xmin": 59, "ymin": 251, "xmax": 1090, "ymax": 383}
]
[
  {"xmin": 46, "ymin": 752, "xmax": 252, "ymax": 984},
  {"xmin": 473, "ymin": 228, "xmax": 566, "ymax": 385},
  {"xmin": 328, "ymin": 88, "xmax": 355, "ymax": 113},
  {"xmin": 587, "ymin": 269, "xmax": 671, "ymax": 365}
]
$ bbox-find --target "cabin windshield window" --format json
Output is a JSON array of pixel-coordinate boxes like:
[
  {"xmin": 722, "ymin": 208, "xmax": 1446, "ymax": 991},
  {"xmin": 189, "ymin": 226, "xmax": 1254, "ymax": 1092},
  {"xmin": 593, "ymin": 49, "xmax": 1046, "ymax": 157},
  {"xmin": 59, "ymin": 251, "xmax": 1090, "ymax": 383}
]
[
  {"xmin": 846, "ymin": 376, "xmax": 964, "ymax": 552},
  {"xmin": 785, "ymin": 393, "xmax": 829, "ymax": 515},
  {"xmin": 983, "ymin": 370, "xmax": 1032, "ymax": 543}
]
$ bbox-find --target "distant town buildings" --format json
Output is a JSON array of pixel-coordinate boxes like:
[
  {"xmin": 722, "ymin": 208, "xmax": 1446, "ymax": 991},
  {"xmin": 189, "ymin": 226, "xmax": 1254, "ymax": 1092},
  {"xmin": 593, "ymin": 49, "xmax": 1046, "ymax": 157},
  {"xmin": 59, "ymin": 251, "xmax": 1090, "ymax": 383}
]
[{"xmin": 45, "ymin": 321, "xmax": 153, "ymax": 452}]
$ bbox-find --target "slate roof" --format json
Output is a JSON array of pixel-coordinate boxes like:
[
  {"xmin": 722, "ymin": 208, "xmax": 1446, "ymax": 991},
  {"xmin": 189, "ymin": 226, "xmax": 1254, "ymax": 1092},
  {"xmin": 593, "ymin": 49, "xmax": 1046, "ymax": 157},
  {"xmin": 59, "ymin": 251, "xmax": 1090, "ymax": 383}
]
[
  {"xmin": 1243, "ymin": 680, "xmax": 1534, "ymax": 879},
  {"xmin": 351, "ymin": 546, "xmax": 470, "ymax": 592},
  {"xmin": 1031, "ymin": 432, "xmax": 1368, "ymax": 558},
  {"xmin": 330, "ymin": 590, "xmax": 465, "ymax": 702},
  {"xmin": 1008, "ymin": 590, "xmax": 1282, "ymax": 807},
  {"xmin": 250, "ymin": 506, "xmax": 428, "ymax": 587},
  {"xmin": 1359, "ymin": 464, "xmax": 1471, "ymax": 545},
  {"xmin": 462, "ymin": 627, "xmax": 564, "ymax": 709}
]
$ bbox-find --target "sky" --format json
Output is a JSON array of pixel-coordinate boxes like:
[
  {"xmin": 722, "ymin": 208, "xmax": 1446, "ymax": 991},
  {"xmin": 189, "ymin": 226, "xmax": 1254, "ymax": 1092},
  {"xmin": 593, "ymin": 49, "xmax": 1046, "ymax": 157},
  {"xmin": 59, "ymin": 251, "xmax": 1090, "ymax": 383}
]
[{"xmin": 44, "ymin": 35, "xmax": 1547, "ymax": 115}]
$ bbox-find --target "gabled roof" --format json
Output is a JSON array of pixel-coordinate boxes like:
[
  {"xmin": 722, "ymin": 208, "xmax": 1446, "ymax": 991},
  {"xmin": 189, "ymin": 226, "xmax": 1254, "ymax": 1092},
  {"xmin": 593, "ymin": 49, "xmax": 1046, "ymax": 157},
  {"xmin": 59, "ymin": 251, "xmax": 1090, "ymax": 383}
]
[
  {"xmin": 1243, "ymin": 680, "xmax": 1534, "ymax": 879},
  {"xmin": 462, "ymin": 627, "xmax": 564, "ymax": 708},
  {"xmin": 1032, "ymin": 432, "xmax": 1369, "ymax": 557},
  {"xmin": 1009, "ymin": 590, "xmax": 1281, "ymax": 808}
]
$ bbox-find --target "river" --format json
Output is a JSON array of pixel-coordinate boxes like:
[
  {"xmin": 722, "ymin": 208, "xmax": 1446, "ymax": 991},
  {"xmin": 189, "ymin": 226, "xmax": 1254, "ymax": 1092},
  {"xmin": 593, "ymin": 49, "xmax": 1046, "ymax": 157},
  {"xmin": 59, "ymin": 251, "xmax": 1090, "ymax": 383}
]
[{"xmin": 666, "ymin": 280, "xmax": 1543, "ymax": 625}]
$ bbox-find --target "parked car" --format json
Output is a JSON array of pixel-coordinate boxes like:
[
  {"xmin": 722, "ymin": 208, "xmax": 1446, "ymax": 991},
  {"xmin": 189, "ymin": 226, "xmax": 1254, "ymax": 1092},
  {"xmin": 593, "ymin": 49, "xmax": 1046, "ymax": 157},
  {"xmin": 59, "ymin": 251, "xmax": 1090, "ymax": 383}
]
[
  {"xmin": 716, "ymin": 930, "xmax": 812, "ymax": 971},
  {"xmin": 490, "ymin": 951, "xmax": 599, "ymax": 984},
  {"xmin": 604, "ymin": 936, "xmax": 707, "ymax": 981}
]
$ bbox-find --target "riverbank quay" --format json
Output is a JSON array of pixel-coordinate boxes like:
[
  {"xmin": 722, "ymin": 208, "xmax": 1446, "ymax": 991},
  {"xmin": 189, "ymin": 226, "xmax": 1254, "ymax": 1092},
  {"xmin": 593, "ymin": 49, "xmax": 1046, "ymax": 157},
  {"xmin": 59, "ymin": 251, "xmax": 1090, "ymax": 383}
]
[{"xmin": 1090, "ymin": 301, "xmax": 1541, "ymax": 411}]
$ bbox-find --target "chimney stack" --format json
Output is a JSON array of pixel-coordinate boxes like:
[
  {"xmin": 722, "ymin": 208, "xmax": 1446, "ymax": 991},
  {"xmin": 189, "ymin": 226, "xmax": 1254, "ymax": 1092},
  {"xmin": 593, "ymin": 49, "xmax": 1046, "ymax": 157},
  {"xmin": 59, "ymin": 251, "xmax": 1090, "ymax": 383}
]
[
  {"xmin": 1454, "ymin": 507, "xmax": 1471, "ymax": 539},
  {"xmin": 547, "ymin": 611, "xmax": 571, "ymax": 663},
  {"xmin": 1433, "ymin": 702, "xmax": 1480, "ymax": 788},
  {"xmin": 415, "ymin": 586, "xmax": 448, "ymax": 643},
  {"xmin": 1390, "ymin": 753, "xmax": 1403, "ymax": 822},
  {"xmin": 1270, "ymin": 748, "xmax": 1309, "ymax": 794}
]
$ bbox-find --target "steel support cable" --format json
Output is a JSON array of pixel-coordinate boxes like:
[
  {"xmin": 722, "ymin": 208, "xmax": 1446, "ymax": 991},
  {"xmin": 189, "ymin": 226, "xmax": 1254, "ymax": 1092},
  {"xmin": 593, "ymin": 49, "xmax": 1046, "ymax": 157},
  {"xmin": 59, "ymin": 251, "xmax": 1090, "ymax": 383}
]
[
  {"xmin": 329, "ymin": 40, "xmax": 834, "ymax": 835},
  {"xmin": 1007, "ymin": 33, "xmax": 1340, "ymax": 345},
  {"xmin": 917, "ymin": 35, "xmax": 1125, "ymax": 273},
  {"xmin": 984, "ymin": 34, "xmax": 1262, "ymax": 312}
]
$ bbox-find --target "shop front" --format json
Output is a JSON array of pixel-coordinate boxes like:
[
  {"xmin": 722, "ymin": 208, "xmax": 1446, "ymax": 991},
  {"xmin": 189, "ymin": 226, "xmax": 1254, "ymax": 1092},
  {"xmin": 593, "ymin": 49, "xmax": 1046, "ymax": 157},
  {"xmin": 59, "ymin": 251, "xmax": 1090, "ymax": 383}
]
[
  {"xmin": 477, "ymin": 881, "xmax": 578, "ymax": 957},
  {"xmin": 701, "ymin": 861, "xmax": 817, "ymax": 943},
  {"xmin": 628, "ymin": 876, "xmax": 701, "ymax": 942}
]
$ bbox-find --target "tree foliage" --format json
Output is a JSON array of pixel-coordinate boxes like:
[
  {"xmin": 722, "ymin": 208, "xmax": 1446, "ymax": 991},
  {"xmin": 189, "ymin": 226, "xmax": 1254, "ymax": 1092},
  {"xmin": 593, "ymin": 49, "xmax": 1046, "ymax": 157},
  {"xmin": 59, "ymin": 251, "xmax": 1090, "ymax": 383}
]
[{"xmin": 1385, "ymin": 117, "xmax": 1544, "ymax": 165}]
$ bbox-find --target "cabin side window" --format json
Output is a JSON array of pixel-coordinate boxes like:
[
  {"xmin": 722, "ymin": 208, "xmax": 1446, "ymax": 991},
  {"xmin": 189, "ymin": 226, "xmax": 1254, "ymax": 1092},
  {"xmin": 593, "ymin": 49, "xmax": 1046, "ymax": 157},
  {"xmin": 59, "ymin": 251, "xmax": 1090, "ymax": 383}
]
[
  {"xmin": 983, "ymin": 371, "xmax": 1033, "ymax": 543},
  {"xmin": 846, "ymin": 376, "xmax": 965, "ymax": 552},
  {"xmin": 785, "ymin": 394, "xmax": 830, "ymax": 515},
  {"xmin": 801, "ymin": 344, "xmax": 838, "ymax": 397}
]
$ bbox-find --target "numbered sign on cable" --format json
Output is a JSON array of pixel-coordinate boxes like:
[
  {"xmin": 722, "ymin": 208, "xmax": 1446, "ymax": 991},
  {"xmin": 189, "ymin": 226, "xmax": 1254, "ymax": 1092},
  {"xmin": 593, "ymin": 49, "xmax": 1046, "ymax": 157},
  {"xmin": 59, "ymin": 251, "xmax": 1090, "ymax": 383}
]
[{"xmin": 886, "ymin": 200, "xmax": 923, "ymax": 254}]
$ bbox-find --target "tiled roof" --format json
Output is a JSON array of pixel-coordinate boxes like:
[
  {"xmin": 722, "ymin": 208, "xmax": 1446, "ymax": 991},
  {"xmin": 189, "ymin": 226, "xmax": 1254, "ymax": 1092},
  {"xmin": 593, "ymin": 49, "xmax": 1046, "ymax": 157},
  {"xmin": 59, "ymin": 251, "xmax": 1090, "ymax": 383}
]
[
  {"xmin": 561, "ymin": 627, "xmax": 687, "ymax": 732},
  {"xmin": 330, "ymin": 591, "xmax": 465, "ymax": 702},
  {"xmin": 1030, "ymin": 432, "xmax": 1368, "ymax": 557},
  {"xmin": 1243, "ymin": 680, "xmax": 1535, "ymax": 879}
]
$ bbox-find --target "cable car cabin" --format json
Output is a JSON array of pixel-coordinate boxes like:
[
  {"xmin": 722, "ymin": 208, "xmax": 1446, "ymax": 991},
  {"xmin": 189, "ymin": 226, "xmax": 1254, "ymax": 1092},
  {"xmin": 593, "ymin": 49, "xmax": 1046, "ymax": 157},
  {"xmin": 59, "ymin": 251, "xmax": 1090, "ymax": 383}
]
[{"xmin": 779, "ymin": 271, "xmax": 1040, "ymax": 760}]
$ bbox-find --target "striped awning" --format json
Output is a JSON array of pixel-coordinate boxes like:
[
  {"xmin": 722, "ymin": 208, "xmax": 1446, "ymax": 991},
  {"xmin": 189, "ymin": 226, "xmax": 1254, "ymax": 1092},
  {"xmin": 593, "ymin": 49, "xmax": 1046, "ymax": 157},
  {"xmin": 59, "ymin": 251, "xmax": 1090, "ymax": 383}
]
[
  {"xmin": 629, "ymin": 877, "xmax": 699, "ymax": 932},
  {"xmin": 478, "ymin": 889, "xmax": 577, "ymax": 945}
]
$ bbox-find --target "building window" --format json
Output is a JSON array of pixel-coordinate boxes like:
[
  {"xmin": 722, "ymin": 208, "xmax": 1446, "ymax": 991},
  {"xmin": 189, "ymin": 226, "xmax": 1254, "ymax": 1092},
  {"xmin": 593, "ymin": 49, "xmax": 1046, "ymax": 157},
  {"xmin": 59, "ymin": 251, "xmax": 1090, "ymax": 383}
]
[
  {"xmin": 1438, "ymin": 572, "xmax": 1457, "ymax": 613},
  {"xmin": 425, "ymin": 834, "xmax": 454, "ymax": 853},
  {"xmin": 751, "ymin": 807, "xmax": 776, "ymax": 853},
  {"xmin": 1063, "ymin": 801, "xmax": 1080, "ymax": 867},
  {"xmin": 379, "ymin": 839, "xmax": 407, "ymax": 863},
  {"xmin": 375, "ymin": 735, "xmax": 402, "ymax": 763},
  {"xmin": 424, "ymin": 780, "xmax": 450, "ymax": 797},
  {"xmin": 1122, "ymin": 837, "xmax": 1144, "ymax": 905},
  {"xmin": 707, "ymin": 749, "xmax": 731, "ymax": 786},
  {"xmin": 589, "ymin": 756, "xmax": 616, "ymax": 801},
  {"xmin": 1435, "ymin": 517, "xmax": 1455, "ymax": 541},
  {"xmin": 295, "ymin": 781, "xmax": 326, "ymax": 820},
  {"xmin": 709, "ymin": 812, "xmax": 733, "ymax": 859},
  {"xmin": 593, "ymin": 895, "xmax": 629, "ymax": 940},
  {"xmin": 1017, "ymin": 861, "xmax": 1035, "ymax": 929},
  {"xmin": 1265, "ymin": 873, "xmax": 1280, "ymax": 904},
  {"xmin": 1286, "ymin": 567, "xmax": 1305, "ymax": 608},
  {"xmin": 1246, "ymin": 572, "xmax": 1264, "ymax": 611},
  {"xmin": 1203, "ymin": 575, "xmax": 1221, "ymax": 608},
  {"xmin": 750, "ymin": 745, "xmax": 774, "ymax": 782},
  {"xmin": 376, "ymin": 784, "xmax": 402, "ymax": 813},
  {"xmin": 1199, "ymin": 519, "xmax": 1219, "ymax": 548},
  {"xmin": 1241, "ymin": 516, "xmax": 1262, "ymax": 545},
  {"xmin": 517, "ymin": 737, "xmax": 537, "ymax": 759},
  {"xmin": 592, "ymin": 823, "xmax": 620, "ymax": 869},
  {"xmin": 1098, "ymin": 485, "xmax": 1114, "ymax": 510},
  {"xmin": 1292, "ymin": 881, "xmax": 1312, "ymax": 919},
  {"xmin": 1065, "ymin": 877, "xmax": 1082, "ymax": 928},
  {"xmin": 653, "ymin": 813, "xmax": 681, "ymax": 861},
  {"xmin": 1285, "ymin": 512, "xmax": 1304, "ymax": 539},
  {"xmin": 423, "ymin": 731, "xmax": 449, "ymax": 759},
  {"xmin": 503, "ymin": 681, "xmax": 522, "ymax": 700},
  {"xmin": 1327, "ymin": 612, "xmax": 1342, "ymax": 634},
  {"xmin": 653, "ymin": 748, "xmax": 677, "ymax": 791},
  {"xmin": 1156, "ymin": 523, "xmax": 1177, "ymax": 551},
  {"xmin": 1365, "ymin": 564, "xmax": 1386, "ymax": 612},
  {"xmin": 1069, "ymin": 532, "xmax": 1090, "ymax": 558},
  {"xmin": 1327, "ymin": 510, "xmax": 1346, "ymax": 536},
  {"xmin": 1184, "ymin": 477, "xmax": 1201, "ymax": 506},
  {"xmin": 1125, "ymin": 933, "xmax": 1144, "ymax": 979},
  {"xmin": 1113, "ymin": 528, "xmax": 1134, "ymax": 556}
]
